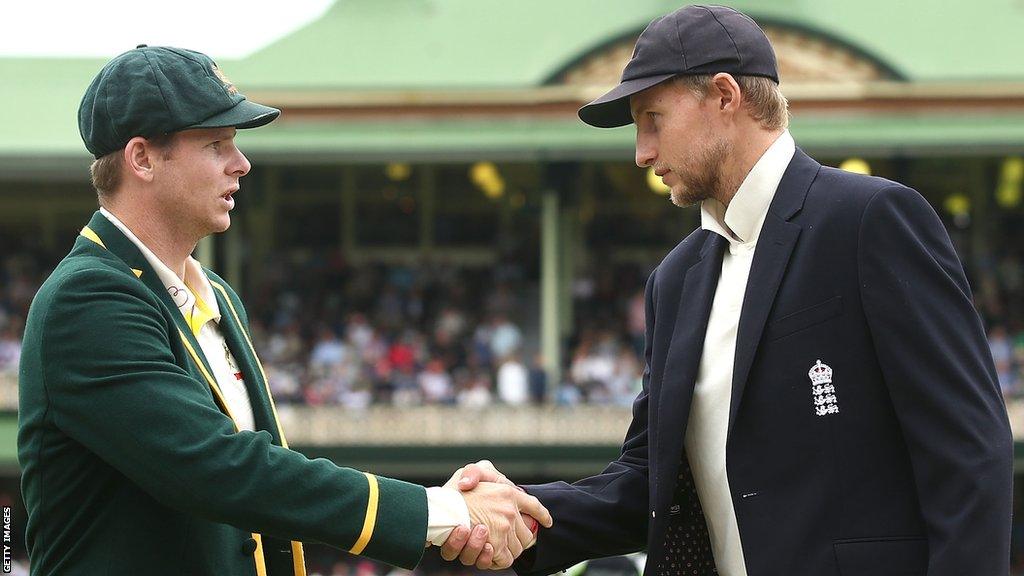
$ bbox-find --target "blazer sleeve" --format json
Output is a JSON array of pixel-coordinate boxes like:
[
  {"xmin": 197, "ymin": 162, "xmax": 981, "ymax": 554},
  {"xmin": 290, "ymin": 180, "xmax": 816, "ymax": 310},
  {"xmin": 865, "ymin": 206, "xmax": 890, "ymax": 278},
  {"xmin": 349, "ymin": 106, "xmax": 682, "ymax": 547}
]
[
  {"xmin": 857, "ymin": 185, "xmax": 1013, "ymax": 575},
  {"xmin": 38, "ymin": 267, "xmax": 428, "ymax": 569},
  {"xmin": 514, "ymin": 269, "xmax": 657, "ymax": 576}
]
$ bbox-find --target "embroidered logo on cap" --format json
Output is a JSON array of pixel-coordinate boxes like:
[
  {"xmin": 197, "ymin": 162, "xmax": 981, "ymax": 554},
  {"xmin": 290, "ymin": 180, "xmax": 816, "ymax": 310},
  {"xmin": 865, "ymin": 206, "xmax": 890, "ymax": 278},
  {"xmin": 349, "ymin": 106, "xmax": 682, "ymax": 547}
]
[{"xmin": 212, "ymin": 65, "xmax": 238, "ymax": 95}]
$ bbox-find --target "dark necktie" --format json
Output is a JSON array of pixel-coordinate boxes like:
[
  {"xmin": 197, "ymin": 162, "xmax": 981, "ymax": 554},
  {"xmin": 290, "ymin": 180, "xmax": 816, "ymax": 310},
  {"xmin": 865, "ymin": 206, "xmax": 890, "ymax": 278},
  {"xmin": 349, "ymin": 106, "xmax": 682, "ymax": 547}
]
[{"xmin": 652, "ymin": 452, "xmax": 717, "ymax": 575}]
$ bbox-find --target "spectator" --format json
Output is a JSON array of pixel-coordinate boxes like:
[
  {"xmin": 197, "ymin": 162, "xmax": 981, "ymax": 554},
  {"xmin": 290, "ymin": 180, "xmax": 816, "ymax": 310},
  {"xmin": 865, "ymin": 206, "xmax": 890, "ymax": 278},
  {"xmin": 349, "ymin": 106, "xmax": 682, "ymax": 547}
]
[
  {"xmin": 309, "ymin": 326, "xmax": 348, "ymax": 369},
  {"xmin": 528, "ymin": 354, "xmax": 548, "ymax": 405},
  {"xmin": 497, "ymin": 354, "xmax": 529, "ymax": 406},
  {"xmin": 418, "ymin": 359, "xmax": 454, "ymax": 404},
  {"xmin": 0, "ymin": 324, "xmax": 21, "ymax": 373},
  {"xmin": 991, "ymin": 325, "xmax": 1018, "ymax": 397},
  {"xmin": 489, "ymin": 314, "xmax": 522, "ymax": 362},
  {"xmin": 456, "ymin": 367, "xmax": 493, "ymax": 409},
  {"xmin": 626, "ymin": 289, "xmax": 646, "ymax": 359}
]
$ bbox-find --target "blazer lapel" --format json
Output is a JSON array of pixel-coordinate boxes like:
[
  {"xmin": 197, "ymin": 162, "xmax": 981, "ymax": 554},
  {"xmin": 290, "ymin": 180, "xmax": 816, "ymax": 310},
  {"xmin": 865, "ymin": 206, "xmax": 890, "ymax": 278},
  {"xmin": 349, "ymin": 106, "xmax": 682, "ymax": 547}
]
[
  {"xmin": 655, "ymin": 232, "xmax": 727, "ymax": 511},
  {"xmin": 207, "ymin": 281, "xmax": 279, "ymax": 441},
  {"xmin": 80, "ymin": 212, "xmax": 222, "ymax": 413},
  {"xmin": 207, "ymin": 279, "xmax": 293, "ymax": 447},
  {"xmin": 727, "ymin": 149, "xmax": 821, "ymax": 437}
]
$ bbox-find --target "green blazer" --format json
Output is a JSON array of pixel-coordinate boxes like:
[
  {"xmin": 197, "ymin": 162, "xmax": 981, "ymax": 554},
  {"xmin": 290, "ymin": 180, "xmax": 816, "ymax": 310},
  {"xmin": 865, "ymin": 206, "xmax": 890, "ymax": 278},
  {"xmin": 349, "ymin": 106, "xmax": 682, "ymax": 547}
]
[{"xmin": 18, "ymin": 211, "xmax": 428, "ymax": 575}]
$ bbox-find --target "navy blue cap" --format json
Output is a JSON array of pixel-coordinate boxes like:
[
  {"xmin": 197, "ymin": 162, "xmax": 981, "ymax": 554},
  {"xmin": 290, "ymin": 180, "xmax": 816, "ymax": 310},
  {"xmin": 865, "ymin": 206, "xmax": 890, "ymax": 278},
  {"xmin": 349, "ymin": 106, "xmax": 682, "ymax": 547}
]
[{"xmin": 579, "ymin": 5, "xmax": 779, "ymax": 128}]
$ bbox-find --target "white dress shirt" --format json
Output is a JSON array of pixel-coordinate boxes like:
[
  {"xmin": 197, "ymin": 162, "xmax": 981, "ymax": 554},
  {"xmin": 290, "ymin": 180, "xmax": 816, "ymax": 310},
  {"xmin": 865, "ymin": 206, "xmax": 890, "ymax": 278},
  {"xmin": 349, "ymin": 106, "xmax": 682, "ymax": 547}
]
[
  {"xmin": 101, "ymin": 208, "xmax": 258, "ymax": 431},
  {"xmin": 684, "ymin": 131, "xmax": 796, "ymax": 575},
  {"xmin": 99, "ymin": 208, "xmax": 469, "ymax": 545}
]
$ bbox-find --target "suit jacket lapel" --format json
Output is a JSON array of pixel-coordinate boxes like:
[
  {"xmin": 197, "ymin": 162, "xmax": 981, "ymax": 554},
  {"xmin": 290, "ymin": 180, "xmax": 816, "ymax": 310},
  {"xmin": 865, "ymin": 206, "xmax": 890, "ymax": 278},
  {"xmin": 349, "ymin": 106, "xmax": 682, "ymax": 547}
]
[
  {"xmin": 81, "ymin": 212, "xmax": 221, "ymax": 409},
  {"xmin": 208, "ymin": 282, "xmax": 280, "ymax": 442},
  {"xmin": 727, "ymin": 149, "xmax": 820, "ymax": 437},
  {"xmin": 655, "ymin": 232, "xmax": 726, "ymax": 511}
]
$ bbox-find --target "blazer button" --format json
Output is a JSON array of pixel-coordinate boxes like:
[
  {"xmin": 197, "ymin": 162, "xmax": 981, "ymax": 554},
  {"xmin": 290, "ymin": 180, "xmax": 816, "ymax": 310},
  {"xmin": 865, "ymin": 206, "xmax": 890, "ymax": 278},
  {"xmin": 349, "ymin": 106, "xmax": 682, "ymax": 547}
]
[{"xmin": 242, "ymin": 537, "xmax": 258, "ymax": 556}]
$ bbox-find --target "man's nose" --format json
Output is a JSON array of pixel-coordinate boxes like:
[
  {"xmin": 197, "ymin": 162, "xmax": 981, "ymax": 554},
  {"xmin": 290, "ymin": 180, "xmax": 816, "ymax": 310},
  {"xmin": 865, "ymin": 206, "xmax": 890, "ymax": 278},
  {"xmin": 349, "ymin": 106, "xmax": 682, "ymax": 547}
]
[
  {"xmin": 635, "ymin": 136, "xmax": 656, "ymax": 168},
  {"xmin": 231, "ymin": 149, "xmax": 251, "ymax": 176}
]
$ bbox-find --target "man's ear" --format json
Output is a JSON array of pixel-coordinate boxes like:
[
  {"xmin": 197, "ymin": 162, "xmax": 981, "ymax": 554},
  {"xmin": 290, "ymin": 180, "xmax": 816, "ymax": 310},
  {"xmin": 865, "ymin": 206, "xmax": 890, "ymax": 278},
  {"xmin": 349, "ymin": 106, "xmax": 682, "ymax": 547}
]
[
  {"xmin": 709, "ymin": 73, "xmax": 742, "ymax": 114},
  {"xmin": 124, "ymin": 136, "xmax": 156, "ymax": 183}
]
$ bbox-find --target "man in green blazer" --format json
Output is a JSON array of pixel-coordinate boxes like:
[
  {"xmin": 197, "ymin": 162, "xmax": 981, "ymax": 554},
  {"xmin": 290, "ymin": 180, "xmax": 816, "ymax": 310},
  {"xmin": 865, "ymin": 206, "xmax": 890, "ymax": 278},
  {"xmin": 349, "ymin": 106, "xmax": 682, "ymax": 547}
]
[{"xmin": 17, "ymin": 46, "xmax": 550, "ymax": 576}]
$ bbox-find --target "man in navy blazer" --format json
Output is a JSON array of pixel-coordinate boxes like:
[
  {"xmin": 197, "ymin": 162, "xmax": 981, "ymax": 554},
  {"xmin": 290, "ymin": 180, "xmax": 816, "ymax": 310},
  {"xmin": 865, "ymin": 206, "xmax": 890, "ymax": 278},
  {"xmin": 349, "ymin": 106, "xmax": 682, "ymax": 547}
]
[{"xmin": 445, "ymin": 5, "xmax": 1013, "ymax": 575}]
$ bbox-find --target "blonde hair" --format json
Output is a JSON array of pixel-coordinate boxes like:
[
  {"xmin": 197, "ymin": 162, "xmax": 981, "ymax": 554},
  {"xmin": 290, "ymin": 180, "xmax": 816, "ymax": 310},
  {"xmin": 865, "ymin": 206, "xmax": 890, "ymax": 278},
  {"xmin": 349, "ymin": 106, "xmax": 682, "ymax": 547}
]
[
  {"xmin": 89, "ymin": 152, "xmax": 123, "ymax": 197},
  {"xmin": 89, "ymin": 133, "xmax": 177, "ymax": 199},
  {"xmin": 676, "ymin": 74, "xmax": 790, "ymax": 131}
]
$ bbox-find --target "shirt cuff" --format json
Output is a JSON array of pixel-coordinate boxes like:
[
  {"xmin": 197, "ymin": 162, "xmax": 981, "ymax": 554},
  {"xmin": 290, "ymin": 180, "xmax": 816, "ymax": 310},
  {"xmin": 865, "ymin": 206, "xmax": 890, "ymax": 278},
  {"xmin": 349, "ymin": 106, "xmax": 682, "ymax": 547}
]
[{"xmin": 425, "ymin": 486, "xmax": 471, "ymax": 546}]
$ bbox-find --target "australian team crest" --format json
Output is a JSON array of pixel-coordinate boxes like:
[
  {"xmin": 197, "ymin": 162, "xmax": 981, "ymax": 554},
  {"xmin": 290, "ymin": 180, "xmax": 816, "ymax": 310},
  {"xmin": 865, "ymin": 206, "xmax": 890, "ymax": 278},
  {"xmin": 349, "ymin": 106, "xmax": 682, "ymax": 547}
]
[
  {"xmin": 809, "ymin": 359, "xmax": 839, "ymax": 416},
  {"xmin": 212, "ymin": 64, "xmax": 239, "ymax": 95}
]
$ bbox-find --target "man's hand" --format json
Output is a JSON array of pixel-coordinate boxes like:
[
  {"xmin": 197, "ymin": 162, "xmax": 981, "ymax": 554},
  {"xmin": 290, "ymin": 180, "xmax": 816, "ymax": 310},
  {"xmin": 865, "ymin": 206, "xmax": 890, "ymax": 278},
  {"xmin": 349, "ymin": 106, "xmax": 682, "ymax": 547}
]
[
  {"xmin": 445, "ymin": 459, "xmax": 513, "ymax": 492},
  {"xmin": 439, "ymin": 524, "xmax": 496, "ymax": 568},
  {"xmin": 459, "ymin": 483, "xmax": 538, "ymax": 568},
  {"xmin": 440, "ymin": 461, "xmax": 552, "ymax": 568}
]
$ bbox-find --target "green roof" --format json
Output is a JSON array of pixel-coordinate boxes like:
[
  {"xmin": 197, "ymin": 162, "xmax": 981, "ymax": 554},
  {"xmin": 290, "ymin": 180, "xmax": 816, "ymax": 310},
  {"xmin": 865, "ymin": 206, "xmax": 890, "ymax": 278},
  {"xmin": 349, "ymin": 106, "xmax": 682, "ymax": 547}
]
[
  {"xmin": 4, "ymin": 58, "xmax": 107, "ymax": 159},
  {"xmin": 2, "ymin": 0, "xmax": 1023, "ymax": 167},
  {"xmin": 232, "ymin": 0, "xmax": 1024, "ymax": 88}
]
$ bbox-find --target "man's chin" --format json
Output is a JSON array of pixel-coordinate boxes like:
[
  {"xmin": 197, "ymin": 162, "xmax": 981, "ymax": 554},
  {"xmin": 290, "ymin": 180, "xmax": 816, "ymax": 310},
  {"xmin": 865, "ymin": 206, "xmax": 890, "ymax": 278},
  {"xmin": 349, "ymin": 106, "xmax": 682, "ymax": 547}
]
[
  {"xmin": 669, "ymin": 187, "xmax": 705, "ymax": 208},
  {"xmin": 209, "ymin": 215, "xmax": 231, "ymax": 235}
]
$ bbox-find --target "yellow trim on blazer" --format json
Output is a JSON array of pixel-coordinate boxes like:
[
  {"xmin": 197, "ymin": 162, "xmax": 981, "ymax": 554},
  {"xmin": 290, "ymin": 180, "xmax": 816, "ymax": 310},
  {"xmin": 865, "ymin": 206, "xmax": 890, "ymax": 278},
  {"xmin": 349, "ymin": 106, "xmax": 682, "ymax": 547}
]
[
  {"xmin": 209, "ymin": 280, "xmax": 308, "ymax": 576},
  {"xmin": 290, "ymin": 540, "xmax": 306, "ymax": 574},
  {"xmin": 349, "ymin": 473, "xmax": 380, "ymax": 555},
  {"xmin": 208, "ymin": 282, "xmax": 290, "ymax": 441},
  {"xmin": 252, "ymin": 534, "xmax": 268, "ymax": 576},
  {"xmin": 178, "ymin": 328, "xmax": 269, "ymax": 576},
  {"xmin": 79, "ymin": 227, "xmax": 273, "ymax": 575},
  {"xmin": 79, "ymin": 229, "xmax": 141, "ymax": 279},
  {"xmin": 80, "ymin": 226, "xmax": 106, "ymax": 249},
  {"xmin": 177, "ymin": 329, "xmax": 236, "ymax": 422}
]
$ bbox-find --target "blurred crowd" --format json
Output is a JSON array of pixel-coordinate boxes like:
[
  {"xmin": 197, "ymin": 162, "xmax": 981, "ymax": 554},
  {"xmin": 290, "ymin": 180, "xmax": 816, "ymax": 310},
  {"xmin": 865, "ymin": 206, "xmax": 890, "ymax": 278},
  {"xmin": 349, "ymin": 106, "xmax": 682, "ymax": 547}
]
[
  {"xmin": 0, "ymin": 253, "xmax": 40, "ymax": 393},
  {"xmin": 974, "ymin": 245, "xmax": 1024, "ymax": 400},
  {"xmin": 3, "ymin": 243, "xmax": 1024, "ymax": 406},
  {"xmin": 247, "ymin": 252, "xmax": 543, "ymax": 408},
  {"xmin": 244, "ymin": 251, "xmax": 646, "ymax": 409}
]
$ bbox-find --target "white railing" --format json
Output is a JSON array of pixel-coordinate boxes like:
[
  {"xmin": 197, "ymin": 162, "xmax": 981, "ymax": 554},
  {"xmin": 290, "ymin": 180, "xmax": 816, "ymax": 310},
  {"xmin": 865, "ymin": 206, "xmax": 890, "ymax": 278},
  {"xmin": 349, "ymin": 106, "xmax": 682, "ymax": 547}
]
[
  {"xmin": 274, "ymin": 404, "xmax": 633, "ymax": 446},
  {"xmin": 5, "ymin": 373, "xmax": 1024, "ymax": 446}
]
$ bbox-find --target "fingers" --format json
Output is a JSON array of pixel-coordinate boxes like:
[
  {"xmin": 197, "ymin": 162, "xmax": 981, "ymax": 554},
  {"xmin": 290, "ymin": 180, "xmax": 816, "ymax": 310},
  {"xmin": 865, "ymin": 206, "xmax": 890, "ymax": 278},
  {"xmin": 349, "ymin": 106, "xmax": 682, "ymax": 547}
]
[
  {"xmin": 458, "ymin": 459, "xmax": 510, "ymax": 491},
  {"xmin": 440, "ymin": 525, "xmax": 471, "ymax": 562},
  {"xmin": 456, "ymin": 466, "xmax": 482, "ymax": 491},
  {"xmin": 441, "ymin": 524, "xmax": 500, "ymax": 569},
  {"xmin": 460, "ymin": 481, "xmax": 538, "ymax": 569},
  {"xmin": 512, "ymin": 513, "xmax": 535, "ymax": 552},
  {"xmin": 456, "ymin": 524, "xmax": 489, "ymax": 566},
  {"xmin": 474, "ymin": 543, "xmax": 494, "ymax": 570},
  {"xmin": 491, "ymin": 537, "xmax": 514, "ymax": 570},
  {"xmin": 507, "ymin": 515, "xmax": 527, "ymax": 559},
  {"xmin": 443, "ymin": 466, "xmax": 467, "ymax": 490},
  {"xmin": 514, "ymin": 490, "xmax": 553, "ymax": 528}
]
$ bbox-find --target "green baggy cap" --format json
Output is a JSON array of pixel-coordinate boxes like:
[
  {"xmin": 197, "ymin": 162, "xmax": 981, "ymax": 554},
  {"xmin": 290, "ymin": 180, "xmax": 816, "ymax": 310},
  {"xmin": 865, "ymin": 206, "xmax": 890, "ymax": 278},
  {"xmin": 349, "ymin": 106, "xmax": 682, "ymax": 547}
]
[{"xmin": 78, "ymin": 45, "xmax": 280, "ymax": 158}]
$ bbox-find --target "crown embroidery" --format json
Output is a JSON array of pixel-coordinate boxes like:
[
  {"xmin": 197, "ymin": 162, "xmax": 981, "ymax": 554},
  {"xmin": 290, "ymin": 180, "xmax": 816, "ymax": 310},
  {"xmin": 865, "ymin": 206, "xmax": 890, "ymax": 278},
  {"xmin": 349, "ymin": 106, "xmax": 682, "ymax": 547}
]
[{"xmin": 809, "ymin": 359, "xmax": 839, "ymax": 416}]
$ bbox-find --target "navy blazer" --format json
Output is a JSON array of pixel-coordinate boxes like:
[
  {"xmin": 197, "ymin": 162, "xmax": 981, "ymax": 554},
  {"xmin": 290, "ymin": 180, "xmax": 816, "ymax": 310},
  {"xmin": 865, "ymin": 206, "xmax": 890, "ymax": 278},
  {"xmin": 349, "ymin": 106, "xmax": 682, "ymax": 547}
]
[{"xmin": 515, "ymin": 150, "xmax": 1012, "ymax": 576}]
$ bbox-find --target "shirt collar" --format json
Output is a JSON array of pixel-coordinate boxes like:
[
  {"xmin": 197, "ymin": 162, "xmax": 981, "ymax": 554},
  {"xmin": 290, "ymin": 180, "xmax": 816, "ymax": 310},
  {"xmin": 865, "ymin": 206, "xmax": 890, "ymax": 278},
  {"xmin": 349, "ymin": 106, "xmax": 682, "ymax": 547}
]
[
  {"xmin": 99, "ymin": 208, "xmax": 221, "ymax": 332},
  {"xmin": 700, "ymin": 130, "xmax": 796, "ymax": 246}
]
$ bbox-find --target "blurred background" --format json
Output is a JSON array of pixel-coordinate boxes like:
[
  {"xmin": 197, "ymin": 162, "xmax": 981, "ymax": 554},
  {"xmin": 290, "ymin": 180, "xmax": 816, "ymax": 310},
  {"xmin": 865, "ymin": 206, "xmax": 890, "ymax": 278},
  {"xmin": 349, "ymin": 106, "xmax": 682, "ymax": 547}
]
[{"xmin": 2, "ymin": 0, "xmax": 1024, "ymax": 574}]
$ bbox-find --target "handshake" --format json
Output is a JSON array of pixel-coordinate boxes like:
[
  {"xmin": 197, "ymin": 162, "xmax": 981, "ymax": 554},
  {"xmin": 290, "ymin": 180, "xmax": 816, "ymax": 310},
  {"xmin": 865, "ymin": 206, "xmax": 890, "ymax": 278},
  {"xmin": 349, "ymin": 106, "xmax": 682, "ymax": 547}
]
[{"xmin": 437, "ymin": 460, "xmax": 553, "ymax": 570}]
